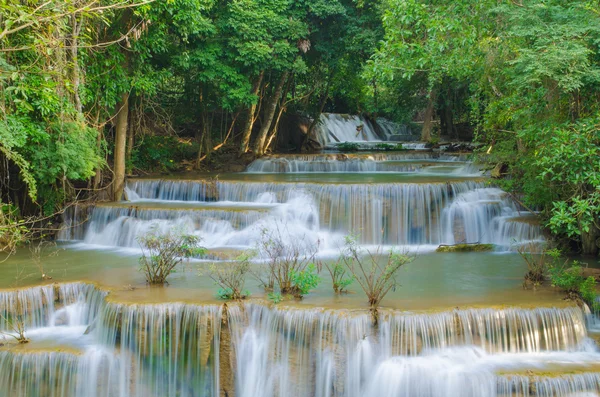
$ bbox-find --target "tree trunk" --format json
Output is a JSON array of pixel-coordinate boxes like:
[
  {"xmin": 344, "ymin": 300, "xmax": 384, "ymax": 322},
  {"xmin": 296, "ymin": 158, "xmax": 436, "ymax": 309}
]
[
  {"xmin": 581, "ymin": 222, "xmax": 599, "ymax": 256},
  {"xmin": 113, "ymin": 93, "xmax": 129, "ymax": 201},
  {"xmin": 421, "ymin": 90, "xmax": 436, "ymax": 142},
  {"xmin": 239, "ymin": 71, "xmax": 264, "ymax": 155},
  {"xmin": 70, "ymin": 15, "xmax": 83, "ymax": 115},
  {"xmin": 254, "ymin": 72, "xmax": 289, "ymax": 156},
  {"xmin": 93, "ymin": 111, "xmax": 103, "ymax": 190},
  {"xmin": 126, "ymin": 105, "xmax": 135, "ymax": 166}
]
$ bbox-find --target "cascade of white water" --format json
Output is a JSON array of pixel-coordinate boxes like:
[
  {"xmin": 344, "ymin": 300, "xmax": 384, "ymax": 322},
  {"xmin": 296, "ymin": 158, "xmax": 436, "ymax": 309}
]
[
  {"xmin": 499, "ymin": 373, "xmax": 600, "ymax": 396},
  {"xmin": 96, "ymin": 302, "xmax": 222, "ymax": 397},
  {"xmin": 80, "ymin": 206, "xmax": 264, "ymax": 248},
  {"xmin": 227, "ymin": 303, "xmax": 596, "ymax": 397},
  {"xmin": 401, "ymin": 143, "xmax": 428, "ymax": 150},
  {"xmin": 0, "ymin": 349, "xmax": 123, "ymax": 397},
  {"xmin": 51, "ymin": 283, "xmax": 107, "ymax": 327},
  {"xmin": 246, "ymin": 157, "xmax": 477, "ymax": 174},
  {"xmin": 58, "ymin": 178, "xmax": 543, "ymax": 250},
  {"xmin": 315, "ymin": 114, "xmax": 383, "ymax": 144},
  {"xmin": 442, "ymin": 187, "xmax": 545, "ymax": 248},
  {"xmin": 0, "ymin": 284, "xmax": 597, "ymax": 397},
  {"xmin": 0, "ymin": 285, "xmax": 56, "ymax": 331},
  {"xmin": 120, "ymin": 179, "xmax": 483, "ymax": 247},
  {"xmin": 247, "ymin": 153, "xmax": 469, "ymax": 163}
]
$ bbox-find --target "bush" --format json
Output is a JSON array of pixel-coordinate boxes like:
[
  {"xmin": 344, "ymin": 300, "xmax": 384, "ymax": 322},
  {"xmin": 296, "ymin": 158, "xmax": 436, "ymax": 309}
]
[
  {"xmin": 290, "ymin": 263, "xmax": 320, "ymax": 299},
  {"xmin": 340, "ymin": 235, "xmax": 414, "ymax": 324},
  {"xmin": 336, "ymin": 142, "xmax": 360, "ymax": 152},
  {"xmin": 268, "ymin": 292, "xmax": 282, "ymax": 304},
  {"xmin": 374, "ymin": 143, "xmax": 406, "ymax": 152},
  {"xmin": 207, "ymin": 252, "xmax": 252, "ymax": 300},
  {"xmin": 255, "ymin": 229, "xmax": 318, "ymax": 294},
  {"xmin": 325, "ymin": 260, "xmax": 353, "ymax": 294},
  {"xmin": 131, "ymin": 135, "xmax": 197, "ymax": 172},
  {"xmin": 517, "ymin": 244, "xmax": 551, "ymax": 288},
  {"xmin": 138, "ymin": 228, "xmax": 205, "ymax": 285},
  {"xmin": 548, "ymin": 257, "xmax": 598, "ymax": 306}
]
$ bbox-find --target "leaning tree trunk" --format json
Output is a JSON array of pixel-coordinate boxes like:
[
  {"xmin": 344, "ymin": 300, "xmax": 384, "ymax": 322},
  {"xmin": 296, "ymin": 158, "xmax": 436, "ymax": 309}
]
[
  {"xmin": 113, "ymin": 92, "xmax": 129, "ymax": 201},
  {"xmin": 421, "ymin": 90, "xmax": 436, "ymax": 142},
  {"xmin": 239, "ymin": 71, "xmax": 264, "ymax": 155},
  {"xmin": 304, "ymin": 80, "xmax": 330, "ymax": 144},
  {"xmin": 254, "ymin": 72, "xmax": 289, "ymax": 156}
]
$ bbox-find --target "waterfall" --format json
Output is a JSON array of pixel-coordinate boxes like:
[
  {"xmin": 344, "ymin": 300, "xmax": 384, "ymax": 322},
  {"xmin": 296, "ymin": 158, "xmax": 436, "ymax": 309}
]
[
  {"xmin": 315, "ymin": 114, "xmax": 385, "ymax": 144},
  {"xmin": 0, "ymin": 285, "xmax": 56, "ymax": 331},
  {"xmin": 442, "ymin": 188, "xmax": 545, "ymax": 248},
  {"xmin": 0, "ymin": 284, "xmax": 598, "ymax": 396},
  {"xmin": 66, "ymin": 180, "xmax": 484, "ymax": 249},
  {"xmin": 80, "ymin": 206, "xmax": 265, "ymax": 248},
  {"xmin": 0, "ymin": 349, "xmax": 123, "ymax": 397},
  {"xmin": 499, "ymin": 373, "xmax": 600, "ymax": 396},
  {"xmin": 246, "ymin": 153, "xmax": 475, "ymax": 174},
  {"xmin": 227, "ymin": 303, "xmax": 597, "ymax": 397},
  {"xmin": 314, "ymin": 114, "xmax": 418, "ymax": 145},
  {"xmin": 96, "ymin": 303, "xmax": 223, "ymax": 397},
  {"xmin": 57, "ymin": 178, "xmax": 543, "ymax": 251}
]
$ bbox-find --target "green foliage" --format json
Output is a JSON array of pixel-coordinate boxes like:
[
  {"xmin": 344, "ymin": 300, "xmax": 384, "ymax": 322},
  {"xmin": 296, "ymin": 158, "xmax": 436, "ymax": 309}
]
[
  {"xmin": 336, "ymin": 142, "xmax": 360, "ymax": 152},
  {"xmin": 131, "ymin": 136, "xmax": 197, "ymax": 172},
  {"xmin": 217, "ymin": 287, "xmax": 251, "ymax": 300},
  {"xmin": 207, "ymin": 251, "xmax": 252, "ymax": 300},
  {"xmin": 290, "ymin": 263, "xmax": 320, "ymax": 299},
  {"xmin": 340, "ymin": 234, "xmax": 414, "ymax": 322},
  {"xmin": 374, "ymin": 143, "xmax": 405, "ymax": 152},
  {"xmin": 580, "ymin": 276, "xmax": 597, "ymax": 305},
  {"xmin": 0, "ymin": 203, "xmax": 30, "ymax": 256},
  {"xmin": 533, "ymin": 119, "xmax": 600, "ymax": 239},
  {"xmin": 548, "ymin": 259, "xmax": 598, "ymax": 305},
  {"xmin": 369, "ymin": 0, "xmax": 600, "ymax": 252},
  {"xmin": 138, "ymin": 228, "xmax": 205, "ymax": 285},
  {"xmin": 325, "ymin": 260, "xmax": 353, "ymax": 294},
  {"xmin": 267, "ymin": 292, "xmax": 282, "ymax": 304}
]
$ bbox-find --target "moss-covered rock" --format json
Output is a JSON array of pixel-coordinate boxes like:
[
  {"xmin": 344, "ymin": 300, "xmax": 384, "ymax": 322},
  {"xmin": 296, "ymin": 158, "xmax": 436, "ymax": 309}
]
[{"xmin": 436, "ymin": 244, "xmax": 495, "ymax": 253}]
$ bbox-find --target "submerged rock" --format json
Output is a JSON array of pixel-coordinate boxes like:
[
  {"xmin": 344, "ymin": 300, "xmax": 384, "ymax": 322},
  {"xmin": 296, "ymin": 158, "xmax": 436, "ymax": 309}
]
[{"xmin": 436, "ymin": 243, "xmax": 495, "ymax": 253}]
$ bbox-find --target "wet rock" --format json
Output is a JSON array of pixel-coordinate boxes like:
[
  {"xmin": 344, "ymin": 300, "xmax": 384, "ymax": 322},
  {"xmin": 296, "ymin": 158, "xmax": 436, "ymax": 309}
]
[
  {"xmin": 491, "ymin": 163, "xmax": 507, "ymax": 179},
  {"xmin": 581, "ymin": 267, "xmax": 600, "ymax": 281},
  {"xmin": 436, "ymin": 244, "xmax": 495, "ymax": 253}
]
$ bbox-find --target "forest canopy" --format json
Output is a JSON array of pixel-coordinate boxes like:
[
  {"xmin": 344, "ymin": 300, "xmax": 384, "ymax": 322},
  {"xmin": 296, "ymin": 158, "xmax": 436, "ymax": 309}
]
[{"xmin": 1, "ymin": 0, "xmax": 600, "ymax": 254}]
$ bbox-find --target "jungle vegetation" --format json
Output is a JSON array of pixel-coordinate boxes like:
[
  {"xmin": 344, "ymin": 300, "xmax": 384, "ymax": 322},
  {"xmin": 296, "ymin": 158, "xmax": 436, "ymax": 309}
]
[{"xmin": 1, "ymin": 0, "xmax": 599, "ymax": 255}]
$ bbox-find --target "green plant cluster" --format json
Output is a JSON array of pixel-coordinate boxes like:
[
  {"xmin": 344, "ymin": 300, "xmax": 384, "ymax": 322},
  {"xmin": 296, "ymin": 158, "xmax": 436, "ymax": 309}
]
[
  {"xmin": 290, "ymin": 263, "xmax": 320, "ymax": 299},
  {"xmin": 336, "ymin": 142, "xmax": 361, "ymax": 152},
  {"xmin": 137, "ymin": 229, "xmax": 205, "ymax": 285},
  {"xmin": 367, "ymin": 0, "xmax": 600, "ymax": 253},
  {"xmin": 374, "ymin": 143, "xmax": 406, "ymax": 151},
  {"xmin": 131, "ymin": 136, "xmax": 198, "ymax": 172},
  {"xmin": 548, "ymin": 262, "xmax": 598, "ymax": 306}
]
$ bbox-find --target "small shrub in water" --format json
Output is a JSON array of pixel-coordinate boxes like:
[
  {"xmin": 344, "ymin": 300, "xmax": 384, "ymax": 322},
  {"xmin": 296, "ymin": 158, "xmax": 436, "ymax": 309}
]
[
  {"xmin": 290, "ymin": 263, "xmax": 320, "ymax": 299},
  {"xmin": 138, "ymin": 228, "xmax": 205, "ymax": 285},
  {"xmin": 340, "ymin": 235, "xmax": 414, "ymax": 324},
  {"xmin": 268, "ymin": 292, "xmax": 282, "ymax": 304},
  {"xmin": 548, "ymin": 255, "xmax": 599, "ymax": 306},
  {"xmin": 517, "ymin": 243, "xmax": 549, "ymax": 288},
  {"xmin": 325, "ymin": 260, "xmax": 353, "ymax": 293},
  {"xmin": 207, "ymin": 252, "xmax": 252, "ymax": 300},
  {"xmin": 256, "ymin": 228, "xmax": 318, "ymax": 294}
]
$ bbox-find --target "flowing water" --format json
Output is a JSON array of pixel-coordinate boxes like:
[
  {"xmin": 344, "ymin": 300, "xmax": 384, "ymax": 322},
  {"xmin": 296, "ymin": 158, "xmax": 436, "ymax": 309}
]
[{"xmin": 2, "ymin": 120, "xmax": 599, "ymax": 396}]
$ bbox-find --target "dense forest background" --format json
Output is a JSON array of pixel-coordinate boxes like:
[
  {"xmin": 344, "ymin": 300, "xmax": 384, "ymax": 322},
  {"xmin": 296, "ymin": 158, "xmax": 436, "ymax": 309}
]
[{"xmin": 1, "ymin": 0, "xmax": 599, "ymax": 255}]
